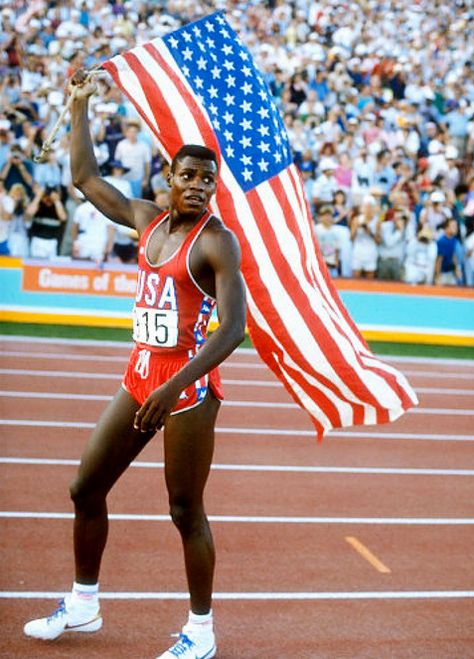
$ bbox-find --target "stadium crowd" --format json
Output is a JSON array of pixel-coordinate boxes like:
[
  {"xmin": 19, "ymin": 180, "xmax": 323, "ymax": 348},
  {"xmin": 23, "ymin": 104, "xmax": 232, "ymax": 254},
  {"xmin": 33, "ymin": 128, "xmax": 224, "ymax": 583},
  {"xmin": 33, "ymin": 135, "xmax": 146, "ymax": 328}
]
[{"xmin": 1, "ymin": 0, "xmax": 474, "ymax": 286}]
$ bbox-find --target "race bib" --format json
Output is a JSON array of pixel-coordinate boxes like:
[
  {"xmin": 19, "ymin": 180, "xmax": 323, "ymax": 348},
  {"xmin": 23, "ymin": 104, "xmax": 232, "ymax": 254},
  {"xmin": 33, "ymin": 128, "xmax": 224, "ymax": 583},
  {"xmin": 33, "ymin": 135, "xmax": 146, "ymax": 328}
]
[{"xmin": 133, "ymin": 307, "xmax": 178, "ymax": 348}]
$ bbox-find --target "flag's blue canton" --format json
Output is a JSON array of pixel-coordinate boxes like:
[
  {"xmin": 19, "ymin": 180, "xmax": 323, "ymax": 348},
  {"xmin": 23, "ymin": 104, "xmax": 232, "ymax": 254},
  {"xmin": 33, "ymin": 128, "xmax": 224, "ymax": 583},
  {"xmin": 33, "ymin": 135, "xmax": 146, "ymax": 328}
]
[{"xmin": 163, "ymin": 12, "xmax": 292, "ymax": 192}]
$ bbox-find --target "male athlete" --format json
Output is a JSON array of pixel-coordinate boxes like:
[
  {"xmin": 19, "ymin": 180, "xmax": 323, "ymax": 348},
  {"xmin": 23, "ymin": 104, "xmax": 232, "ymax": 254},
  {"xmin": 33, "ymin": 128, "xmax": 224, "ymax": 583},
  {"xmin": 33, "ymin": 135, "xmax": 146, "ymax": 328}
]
[{"xmin": 24, "ymin": 71, "xmax": 246, "ymax": 659}]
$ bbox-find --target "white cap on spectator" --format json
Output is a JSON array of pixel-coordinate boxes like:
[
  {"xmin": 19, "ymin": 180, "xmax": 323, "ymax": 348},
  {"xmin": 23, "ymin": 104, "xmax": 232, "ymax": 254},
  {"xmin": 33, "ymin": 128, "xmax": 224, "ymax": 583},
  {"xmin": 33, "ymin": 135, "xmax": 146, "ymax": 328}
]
[
  {"xmin": 48, "ymin": 91, "xmax": 64, "ymax": 107},
  {"xmin": 445, "ymin": 145, "xmax": 458, "ymax": 160},
  {"xmin": 320, "ymin": 157, "xmax": 338, "ymax": 171},
  {"xmin": 428, "ymin": 140, "xmax": 444, "ymax": 154},
  {"xmin": 431, "ymin": 191, "xmax": 446, "ymax": 203}
]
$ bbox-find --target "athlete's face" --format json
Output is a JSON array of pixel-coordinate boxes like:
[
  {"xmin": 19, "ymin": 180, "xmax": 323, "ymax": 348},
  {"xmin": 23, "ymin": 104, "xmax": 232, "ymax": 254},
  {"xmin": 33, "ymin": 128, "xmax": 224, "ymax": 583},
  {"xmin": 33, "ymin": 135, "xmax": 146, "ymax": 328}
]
[{"xmin": 168, "ymin": 156, "xmax": 218, "ymax": 217}]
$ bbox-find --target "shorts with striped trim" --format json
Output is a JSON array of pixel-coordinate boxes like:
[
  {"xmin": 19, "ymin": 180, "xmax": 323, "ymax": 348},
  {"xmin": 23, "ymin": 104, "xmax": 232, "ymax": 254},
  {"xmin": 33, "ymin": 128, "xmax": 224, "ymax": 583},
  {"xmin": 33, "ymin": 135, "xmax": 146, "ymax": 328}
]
[{"xmin": 122, "ymin": 344, "xmax": 224, "ymax": 414}]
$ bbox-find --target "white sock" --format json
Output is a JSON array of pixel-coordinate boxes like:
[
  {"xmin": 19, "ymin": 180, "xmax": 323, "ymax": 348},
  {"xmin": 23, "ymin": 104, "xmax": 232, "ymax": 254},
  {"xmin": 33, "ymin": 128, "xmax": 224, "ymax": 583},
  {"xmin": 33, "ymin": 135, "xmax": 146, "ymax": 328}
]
[
  {"xmin": 69, "ymin": 582, "xmax": 99, "ymax": 611},
  {"xmin": 185, "ymin": 609, "xmax": 213, "ymax": 637}
]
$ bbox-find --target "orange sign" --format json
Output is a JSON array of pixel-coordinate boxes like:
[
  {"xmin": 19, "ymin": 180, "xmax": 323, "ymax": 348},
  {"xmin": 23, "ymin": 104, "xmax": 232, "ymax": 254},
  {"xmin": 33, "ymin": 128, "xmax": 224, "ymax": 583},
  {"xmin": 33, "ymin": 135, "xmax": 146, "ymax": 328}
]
[{"xmin": 22, "ymin": 263, "xmax": 137, "ymax": 297}]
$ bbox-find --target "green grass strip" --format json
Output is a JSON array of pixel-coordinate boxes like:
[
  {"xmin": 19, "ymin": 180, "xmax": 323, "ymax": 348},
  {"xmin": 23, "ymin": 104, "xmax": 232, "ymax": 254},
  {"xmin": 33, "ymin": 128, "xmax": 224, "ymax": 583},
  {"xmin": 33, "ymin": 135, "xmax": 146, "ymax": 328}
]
[{"xmin": 0, "ymin": 322, "xmax": 472, "ymax": 359}]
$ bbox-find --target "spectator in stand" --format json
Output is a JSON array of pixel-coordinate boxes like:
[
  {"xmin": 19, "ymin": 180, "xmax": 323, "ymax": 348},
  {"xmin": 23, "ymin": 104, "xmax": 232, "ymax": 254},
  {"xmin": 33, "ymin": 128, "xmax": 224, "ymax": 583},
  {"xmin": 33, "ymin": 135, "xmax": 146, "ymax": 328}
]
[
  {"xmin": 1, "ymin": 0, "xmax": 473, "ymax": 281},
  {"xmin": 376, "ymin": 208, "xmax": 409, "ymax": 281},
  {"xmin": 373, "ymin": 149, "xmax": 396, "ymax": 203},
  {"xmin": 334, "ymin": 152, "xmax": 353, "ymax": 192},
  {"xmin": 312, "ymin": 157, "xmax": 339, "ymax": 209},
  {"xmin": 26, "ymin": 183, "xmax": 67, "ymax": 258},
  {"xmin": 95, "ymin": 105, "xmax": 124, "ymax": 162},
  {"xmin": 34, "ymin": 150, "xmax": 62, "ymax": 189},
  {"xmin": 71, "ymin": 200, "xmax": 115, "ymax": 265},
  {"xmin": 0, "ymin": 179, "xmax": 13, "ymax": 254},
  {"xmin": 0, "ymin": 124, "xmax": 12, "ymax": 172},
  {"xmin": 404, "ymin": 225, "xmax": 438, "ymax": 285},
  {"xmin": 442, "ymin": 100, "xmax": 470, "ymax": 158},
  {"xmin": 350, "ymin": 194, "xmax": 380, "ymax": 279},
  {"xmin": 435, "ymin": 218, "xmax": 462, "ymax": 286},
  {"xmin": 464, "ymin": 220, "xmax": 474, "ymax": 286},
  {"xmin": 444, "ymin": 145, "xmax": 461, "ymax": 192},
  {"xmin": 332, "ymin": 189, "xmax": 352, "ymax": 278},
  {"xmin": 102, "ymin": 160, "xmax": 138, "ymax": 264},
  {"xmin": 0, "ymin": 144, "xmax": 33, "ymax": 195},
  {"xmin": 6, "ymin": 182, "xmax": 30, "ymax": 257},
  {"xmin": 313, "ymin": 204, "xmax": 341, "ymax": 278},
  {"xmin": 115, "ymin": 118, "xmax": 152, "ymax": 198},
  {"xmin": 419, "ymin": 190, "xmax": 453, "ymax": 236},
  {"xmin": 351, "ymin": 147, "xmax": 374, "ymax": 204}
]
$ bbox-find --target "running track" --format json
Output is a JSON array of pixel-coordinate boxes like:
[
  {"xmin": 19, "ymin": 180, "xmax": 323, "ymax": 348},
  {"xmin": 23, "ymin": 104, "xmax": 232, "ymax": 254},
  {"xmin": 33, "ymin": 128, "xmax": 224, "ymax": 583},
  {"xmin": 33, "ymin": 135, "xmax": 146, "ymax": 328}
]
[{"xmin": 1, "ymin": 336, "xmax": 473, "ymax": 658}]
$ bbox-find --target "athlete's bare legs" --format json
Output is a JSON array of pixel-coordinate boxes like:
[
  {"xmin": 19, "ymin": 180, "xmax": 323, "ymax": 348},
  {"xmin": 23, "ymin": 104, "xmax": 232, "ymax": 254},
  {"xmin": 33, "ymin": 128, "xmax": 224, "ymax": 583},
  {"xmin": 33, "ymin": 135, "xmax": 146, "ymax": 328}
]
[{"xmin": 164, "ymin": 391, "xmax": 220, "ymax": 614}]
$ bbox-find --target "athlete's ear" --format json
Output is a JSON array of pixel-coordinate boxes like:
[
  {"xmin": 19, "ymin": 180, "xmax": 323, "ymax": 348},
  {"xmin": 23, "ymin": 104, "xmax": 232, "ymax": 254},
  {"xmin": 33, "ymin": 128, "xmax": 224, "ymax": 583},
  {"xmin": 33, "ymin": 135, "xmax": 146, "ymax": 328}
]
[{"xmin": 166, "ymin": 172, "xmax": 172, "ymax": 187}]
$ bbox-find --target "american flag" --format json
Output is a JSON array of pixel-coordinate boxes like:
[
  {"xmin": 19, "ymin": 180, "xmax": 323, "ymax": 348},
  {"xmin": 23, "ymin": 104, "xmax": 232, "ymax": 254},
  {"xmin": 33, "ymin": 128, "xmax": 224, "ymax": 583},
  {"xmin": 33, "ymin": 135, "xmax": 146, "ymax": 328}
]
[{"xmin": 103, "ymin": 11, "xmax": 418, "ymax": 438}]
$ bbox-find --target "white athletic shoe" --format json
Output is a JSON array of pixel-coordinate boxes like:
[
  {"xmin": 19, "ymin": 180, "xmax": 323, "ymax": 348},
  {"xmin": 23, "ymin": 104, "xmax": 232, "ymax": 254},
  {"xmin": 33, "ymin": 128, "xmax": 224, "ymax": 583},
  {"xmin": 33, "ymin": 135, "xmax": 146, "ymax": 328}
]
[
  {"xmin": 23, "ymin": 597, "xmax": 102, "ymax": 641},
  {"xmin": 156, "ymin": 631, "xmax": 216, "ymax": 659}
]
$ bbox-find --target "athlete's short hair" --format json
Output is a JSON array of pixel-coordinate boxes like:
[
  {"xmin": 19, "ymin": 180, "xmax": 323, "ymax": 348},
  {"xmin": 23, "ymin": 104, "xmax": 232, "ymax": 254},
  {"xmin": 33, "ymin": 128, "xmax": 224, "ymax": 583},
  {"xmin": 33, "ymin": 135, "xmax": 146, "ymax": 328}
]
[{"xmin": 171, "ymin": 144, "xmax": 218, "ymax": 172}]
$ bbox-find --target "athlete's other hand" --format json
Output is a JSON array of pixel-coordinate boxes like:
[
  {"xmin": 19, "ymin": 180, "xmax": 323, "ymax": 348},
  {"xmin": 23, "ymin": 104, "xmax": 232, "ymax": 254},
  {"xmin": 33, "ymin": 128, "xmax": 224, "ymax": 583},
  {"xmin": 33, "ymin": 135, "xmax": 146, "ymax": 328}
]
[{"xmin": 133, "ymin": 382, "xmax": 181, "ymax": 432}]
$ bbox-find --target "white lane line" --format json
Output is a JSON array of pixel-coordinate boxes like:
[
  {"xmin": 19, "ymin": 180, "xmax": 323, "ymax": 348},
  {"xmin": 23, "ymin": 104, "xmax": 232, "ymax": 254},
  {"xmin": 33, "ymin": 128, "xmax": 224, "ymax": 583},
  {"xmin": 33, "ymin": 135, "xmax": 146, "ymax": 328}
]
[
  {"xmin": 1, "ymin": 391, "xmax": 472, "ymax": 415},
  {"xmin": 1, "ymin": 511, "xmax": 473, "ymax": 524},
  {"xmin": 2, "ymin": 350, "xmax": 474, "ymax": 379},
  {"xmin": 415, "ymin": 387, "xmax": 474, "ymax": 396},
  {"xmin": 1, "ymin": 368, "xmax": 473, "ymax": 386},
  {"xmin": 1, "ymin": 419, "xmax": 473, "ymax": 441},
  {"xmin": 2, "ymin": 456, "xmax": 474, "ymax": 476},
  {"xmin": 0, "ymin": 391, "xmax": 112, "ymax": 401},
  {"xmin": 0, "ymin": 350, "xmax": 128, "ymax": 363},
  {"xmin": 0, "ymin": 351, "xmax": 269, "ymax": 369},
  {"xmin": 399, "ymin": 370, "xmax": 473, "ymax": 380},
  {"xmin": 0, "ymin": 336, "xmax": 133, "ymax": 349},
  {"xmin": 0, "ymin": 368, "xmax": 122, "ymax": 380},
  {"xmin": 0, "ymin": 590, "xmax": 473, "ymax": 601},
  {"xmin": 2, "ymin": 334, "xmax": 474, "ymax": 367}
]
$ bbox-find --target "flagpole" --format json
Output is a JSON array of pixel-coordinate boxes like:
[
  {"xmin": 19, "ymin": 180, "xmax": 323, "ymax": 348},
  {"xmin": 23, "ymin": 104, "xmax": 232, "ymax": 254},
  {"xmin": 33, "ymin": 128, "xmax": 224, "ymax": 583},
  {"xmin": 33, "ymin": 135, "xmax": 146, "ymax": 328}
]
[{"xmin": 33, "ymin": 69, "xmax": 109, "ymax": 164}]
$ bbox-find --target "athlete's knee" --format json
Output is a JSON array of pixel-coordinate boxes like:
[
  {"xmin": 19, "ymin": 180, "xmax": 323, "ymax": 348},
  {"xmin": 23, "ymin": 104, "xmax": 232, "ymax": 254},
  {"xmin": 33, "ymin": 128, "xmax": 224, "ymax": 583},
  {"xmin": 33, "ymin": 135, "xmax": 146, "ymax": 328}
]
[
  {"xmin": 169, "ymin": 500, "xmax": 206, "ymax": 536},
  {"xmin": 69, "ymin": 476, "xmax": 105, "ymax": 514}
]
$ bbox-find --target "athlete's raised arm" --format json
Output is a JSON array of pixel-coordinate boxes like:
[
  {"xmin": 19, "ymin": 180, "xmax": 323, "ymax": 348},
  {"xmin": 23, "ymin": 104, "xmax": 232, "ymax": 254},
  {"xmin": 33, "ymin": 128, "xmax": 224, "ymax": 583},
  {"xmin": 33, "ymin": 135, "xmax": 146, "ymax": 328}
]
[{"xmin": 69, "ymin": 70, "xmax": 158, "ymax": 233}]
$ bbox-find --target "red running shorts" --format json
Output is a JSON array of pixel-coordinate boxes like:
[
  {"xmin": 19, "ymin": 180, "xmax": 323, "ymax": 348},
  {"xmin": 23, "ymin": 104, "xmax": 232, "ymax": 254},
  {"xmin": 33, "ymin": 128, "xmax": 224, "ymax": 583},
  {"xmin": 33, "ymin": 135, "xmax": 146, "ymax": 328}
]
[{"xmin": 122, "ymin": 344, "xmax": 224, "ymax": 414}]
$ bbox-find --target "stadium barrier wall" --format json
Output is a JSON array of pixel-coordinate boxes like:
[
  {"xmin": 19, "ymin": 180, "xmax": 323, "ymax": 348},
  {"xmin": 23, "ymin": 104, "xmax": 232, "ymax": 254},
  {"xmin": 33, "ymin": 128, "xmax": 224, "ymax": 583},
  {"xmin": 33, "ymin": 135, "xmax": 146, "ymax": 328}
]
[{"xmin": 1, "ymin": 256, "xmax": 473, "ymax": 346}]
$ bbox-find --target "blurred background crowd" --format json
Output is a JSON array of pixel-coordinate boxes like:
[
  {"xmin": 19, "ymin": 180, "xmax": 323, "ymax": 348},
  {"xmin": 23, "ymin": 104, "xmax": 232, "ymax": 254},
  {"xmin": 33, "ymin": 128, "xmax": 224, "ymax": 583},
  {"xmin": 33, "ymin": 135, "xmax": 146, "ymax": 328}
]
[{"xmin": 1, "ymin": 0, "xmax": 474, "ymax": 286}]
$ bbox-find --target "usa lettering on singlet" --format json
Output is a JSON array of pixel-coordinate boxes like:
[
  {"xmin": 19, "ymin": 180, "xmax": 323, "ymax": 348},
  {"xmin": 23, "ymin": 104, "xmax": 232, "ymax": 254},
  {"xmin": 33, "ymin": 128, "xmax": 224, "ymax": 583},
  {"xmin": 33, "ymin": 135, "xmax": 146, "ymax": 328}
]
[
  {"xmin": 132, "ymin": 211, "xmax": 217, "ymax": 353},
  {"xmin": 133, "ymin": 272, "xmax": 179, "ymax": 348}
]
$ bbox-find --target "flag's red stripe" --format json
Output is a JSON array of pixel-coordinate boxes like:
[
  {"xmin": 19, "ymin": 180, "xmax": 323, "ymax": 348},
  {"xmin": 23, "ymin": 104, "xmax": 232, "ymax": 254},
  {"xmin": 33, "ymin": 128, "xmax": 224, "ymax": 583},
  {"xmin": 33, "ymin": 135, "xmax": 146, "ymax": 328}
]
[
  {"xmin": 259, "ymin": 179, "xmax": 380, "ymax": 423},
  {"xmin": 213, "ymin": 187, "xmax": 345, "ymax": 429},
  {"xmin": 247, "ymin": 315, "xmax": 326, "ymax": 438},
  {"xmin": 102, "ymin": 59, "xmax": 172, "ymax": 160},
  {"xmin": 143, "ymin": 43, "xmax": 221, "ymax": 162},
  {"xmin": 282, "ymin": 171, "xmax": 414, "ymax": 414},
  {"xmin": 286, "ymin": 166, "xmax": 369, "ymax": 346}
]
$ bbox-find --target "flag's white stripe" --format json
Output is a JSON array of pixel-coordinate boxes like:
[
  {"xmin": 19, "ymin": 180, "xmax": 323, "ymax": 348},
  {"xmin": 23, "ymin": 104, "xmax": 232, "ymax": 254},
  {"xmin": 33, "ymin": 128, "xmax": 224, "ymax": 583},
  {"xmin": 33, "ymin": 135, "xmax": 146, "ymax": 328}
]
[
  {"xmin": 246, "ymin": 183, "xmax": 364, "ymax": 420},
  {"xmin": 217, "ymin": 176, "xmax": 359, "ymax": 430},
  {"xmin": 246, "ymin": 290, "xmax": 392, "ymax": 432},
  {"xmin": 125, "ymin": 47, "xmax": 209, "ymax": 147},
  {"xmin": 258, "ymin": 178, "xmax": 411, "ymax": 418},
  {"xmin": 284, "ymin": 166, "xmax": 351, "ymax": 323},
  {"xmin": 244, "ymin": 289, "xmax": 334, "ymax": 430},
  {"xmin": 282, "ymin": 172, "xmax": 417, "ymax": 412},
  {"xmin": 110, "ymin": 56, "xmax": 160, "ymax": 138}
]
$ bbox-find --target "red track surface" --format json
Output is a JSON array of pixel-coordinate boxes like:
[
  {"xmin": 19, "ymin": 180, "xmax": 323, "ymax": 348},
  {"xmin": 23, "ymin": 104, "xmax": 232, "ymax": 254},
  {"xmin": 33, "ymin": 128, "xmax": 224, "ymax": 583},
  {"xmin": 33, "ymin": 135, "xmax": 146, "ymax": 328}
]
[{"xmin": 1, "ymin": 337, "xmax": 473, "ymax": 658}]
